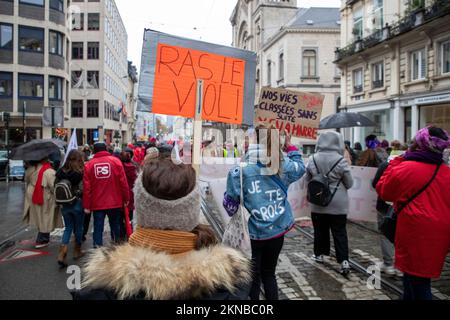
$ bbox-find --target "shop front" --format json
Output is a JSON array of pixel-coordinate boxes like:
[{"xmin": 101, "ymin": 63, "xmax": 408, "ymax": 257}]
[{"xmin": 349, "ymin": 103, "xmax": 393, "ymax": 146}]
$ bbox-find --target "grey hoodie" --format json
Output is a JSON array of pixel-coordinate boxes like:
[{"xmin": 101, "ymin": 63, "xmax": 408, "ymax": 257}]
[{"xmin": 305, "ymin": 131, "xmax": 354, "ymax": 215}]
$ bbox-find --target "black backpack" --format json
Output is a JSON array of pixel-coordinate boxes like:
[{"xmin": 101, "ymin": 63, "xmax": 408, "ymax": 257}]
[
  {"xmin": 307, "ymin": 156, "xmax": 344, "ymax": 207},
  {"xmin": 55, "ymin": 179, "xmax": 77, "ymax": 205}
]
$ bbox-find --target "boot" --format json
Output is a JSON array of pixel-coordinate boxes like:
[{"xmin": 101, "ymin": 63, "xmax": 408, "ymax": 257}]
[
  {"xmin": 57, "ymin": 245, "xmax": 68, "ymax": 268},
  {"xmin": 73, "ymin": 243, "xmax": 85, "ymax": 260}
]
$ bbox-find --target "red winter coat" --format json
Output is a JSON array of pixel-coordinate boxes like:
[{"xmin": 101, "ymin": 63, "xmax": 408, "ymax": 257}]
[
  {"xmin": 376, "ymin": 157, "xmax": 450, "ymax": 279},
  {"xmin": 83, "ymin": 152, "xmax": 130, "ymax": 212},
  {"xmin": 122, "ymin": 162, "xmax": 137, "ymax": 212}
]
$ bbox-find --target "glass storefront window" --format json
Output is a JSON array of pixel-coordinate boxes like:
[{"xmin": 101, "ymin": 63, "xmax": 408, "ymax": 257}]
[
  {"xmin": 356, "ymin": 109, "xmax": 392, "ymax": 145},
  {"xmin": 420, "ymin": 104, "xmax": 450, "ymax": 133}
]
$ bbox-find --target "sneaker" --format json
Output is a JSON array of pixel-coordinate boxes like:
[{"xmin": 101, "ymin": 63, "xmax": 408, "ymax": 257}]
[
  {"xmin": 35, "ymin": 242, "xmax": 49, "ymax": 249},
  {"xmin": 312, "ymin": 255, "xmax": 324, "ymax": 263},
  {"xmin": 341, "ymin": 260, "xmax": 351, "ymax": 275},
  {"xmin": 380, "ymin": 263, "xmax": 396, "ymax": 276},
  {"xmin": 395, "ymin": 269, "xmax": 403, "ymax": 278}
]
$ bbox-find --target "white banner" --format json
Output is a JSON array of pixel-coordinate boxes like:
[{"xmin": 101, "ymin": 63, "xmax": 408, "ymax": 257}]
[
  {"xmin": 63, "ymin": 128, "xmax": 78, "ymax": 166},
  {"xmin": 201, "ymin": 158, "xmax": 378, "ymax": 224}
]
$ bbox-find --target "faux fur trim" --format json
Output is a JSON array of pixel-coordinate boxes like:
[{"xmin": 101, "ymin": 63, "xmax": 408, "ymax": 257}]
[{"xmin": 81, "ymin": 244, "xmax": 252, "ymax": 300}]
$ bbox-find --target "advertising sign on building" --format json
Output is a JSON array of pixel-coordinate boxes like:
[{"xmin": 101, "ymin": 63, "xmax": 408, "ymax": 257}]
[
  {"xmin": 255, "ymin": 87, "xmax": 325, "ymax": 140},
  {"xmin": 137, "ymin": 29, "xmax": 257, "ymax": 126}
]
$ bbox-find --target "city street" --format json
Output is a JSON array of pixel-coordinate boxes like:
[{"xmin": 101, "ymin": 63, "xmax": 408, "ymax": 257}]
[{"xmin": 1, "ymin": 0, "xmax": 450, "ymax": 305}]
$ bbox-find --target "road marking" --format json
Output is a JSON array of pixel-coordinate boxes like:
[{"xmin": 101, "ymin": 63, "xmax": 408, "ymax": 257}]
[{"xmin": 0, "ymin": 249, "xmax": 49, "ymax": 263}]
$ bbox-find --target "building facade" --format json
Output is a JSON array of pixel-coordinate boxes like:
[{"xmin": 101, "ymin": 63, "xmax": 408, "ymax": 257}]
[
  {"xmin": 65, "ymin": 0, "xmax": 129, "ymax": 146},
  {"xmin": 336, "ymin": 0, "xmax": 450, "ymax": 144},
  {"xmin": 126, "ymin": 60, "xmax": 137, "ymax": 143},
  {"xmin": 230, "ymin": 0, "xmax": 341, "ymax": 148},
  {"xmin": 0, "ymin": 0, "xmax": 71, "ymax": 146}
]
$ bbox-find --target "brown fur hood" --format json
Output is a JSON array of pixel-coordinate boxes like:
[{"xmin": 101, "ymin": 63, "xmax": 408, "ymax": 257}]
[{"xmin": 81, "ymin": 244, "xmax": 252, "ymax": 300}]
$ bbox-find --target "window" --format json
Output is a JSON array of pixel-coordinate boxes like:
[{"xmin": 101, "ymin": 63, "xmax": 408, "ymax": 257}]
[
  {"xmin": 19, "ymin": 74, "xmax": 44, "ymax": 98},
  {"xmin": 88, "ymin": 13, "xmax": 100, "ymax": 31},
  {"xmin": 353, "ymin": 8, "xmax": 363, "ymax": 39},
  {"xmin": 0, "ymin": 72, "xmax": 13, "ymax": 97},
  {"xmin": 267, "ymin": 60, "xmax": 271, "ymax": 86},
  {"xmin": 50, "ymin": 0, "xmax": 64, "ymax": 12},
  {"xmin": 442, "ymin": 41, "xmax": 450, "ymax": 75},
  {"xmin": 72, "ymin": 42, "xmax": 83, "ymax": 59},
  {"xmin": 302, "ymin": 50, "xmax": 317, "ymax": 77},
  {"xmin": 87, "ymin": 100, "xmax": 99, "ymax": 118},
  {"xmin": 49, "ymin": 31, "xmax": 63, "ymax": 56},
  {"xmin": 71, "ymin": 71, "xmax": 83, "ymax": 88},
  {"xmin": 19, "ymin": 26, "xmax": 44, "ymax": 52},
  {"xmin": 353, "ymin": 68, "xmax": 363, "ymax": 93},
  {"xmin": 87, "ymin": 71, "xmax": 99, "ymax": 88},
  {"xmin": 49, "ymin": 76, "xmax": 63, "ymax": 100},
  {"xmin": 372, "ymin": 61, "xmax": 384, "ymax": 88},
  {"xmin": 87, "ymin": 42, "xmax": 99, "ymax": 59},
  {"xmin": 279, "ymin": 52, "xmax": 284, "ymax": 80},
  {"xmin": 0, "ymin": 24, "xmax": 13, "ymax": 50},
  {"xmin": 20, "ymin": 0, "xmax": 44, "ymax": 6},
  {"xmin": 372, "ymin": 0, "xmax": 383, "ymax": 31},
  {"xmin": 411, "ymin": 48, "xmax": 426, "ymax": 80},
  {"xmin": 72, "ymin": 13, "xmax": 84, "ymax": 31},
  {"xmin": 71, "ymin": 100, "xmax": 83, "ymax": 118}
]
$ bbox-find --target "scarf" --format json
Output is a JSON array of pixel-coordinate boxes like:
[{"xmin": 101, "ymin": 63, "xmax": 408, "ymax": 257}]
[
  {"xmin": 403, "ymin": 150, "xmax": 443, "ymax": 165},
  {"xmin": 129, "ymin": 227, "xmax": 197, "ymax": 255},
  {"xmin": 31, "ymin": 162, "xmax": 52, "ymax": 205}
]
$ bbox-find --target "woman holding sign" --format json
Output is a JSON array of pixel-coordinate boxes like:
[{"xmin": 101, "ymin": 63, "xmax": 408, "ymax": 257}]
[{"xmin": 223, "ymin": 126, "xmax": 305, "ymax": 300}]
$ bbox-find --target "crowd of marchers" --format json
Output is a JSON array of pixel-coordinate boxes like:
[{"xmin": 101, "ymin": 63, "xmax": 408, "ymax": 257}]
[{"xmin": 21, "ymin": 125, "xmax": 450, "ymax": 301}]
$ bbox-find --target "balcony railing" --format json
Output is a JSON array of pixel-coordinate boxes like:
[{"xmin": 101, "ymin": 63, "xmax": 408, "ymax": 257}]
[
  {"xmin": 372, "ymin": 80, "xmax": 384, "ymax": 89},
  {"xmin": 336, "ymin": 0, "xmax": 450, "ymax": 62},
  {"xmin": 353, "ymin": 85, "xmax": 363, "ymax": 93}
]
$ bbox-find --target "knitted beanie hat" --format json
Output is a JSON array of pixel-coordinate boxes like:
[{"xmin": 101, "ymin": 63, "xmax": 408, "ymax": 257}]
[
  {"xmin": 146, "ymin": 147, "xmax": 159, "ymax": 159},
  {"xmin": 133, "ymin": 172, "xmax": 200, "ymax": 232}
]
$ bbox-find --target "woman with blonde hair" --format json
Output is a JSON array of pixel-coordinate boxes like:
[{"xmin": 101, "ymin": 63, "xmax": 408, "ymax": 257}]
[{"xmin": 223, "ymin": 125, "xmax": 305, "ymax": 300}]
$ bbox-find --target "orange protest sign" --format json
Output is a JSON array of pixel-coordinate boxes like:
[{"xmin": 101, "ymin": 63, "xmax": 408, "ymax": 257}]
[
  {"xmin": 256, "ymin": 87, "xmax": 325, "ymax": 140},
  {"xmin": 152, "ymin": 43, "xmax": 246, "ymax": 124}
]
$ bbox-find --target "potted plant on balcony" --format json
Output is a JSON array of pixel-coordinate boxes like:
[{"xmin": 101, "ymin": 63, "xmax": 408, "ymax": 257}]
[{"xmin": 408, "ymin": 0, "xmax": 426, "ymax": 26}]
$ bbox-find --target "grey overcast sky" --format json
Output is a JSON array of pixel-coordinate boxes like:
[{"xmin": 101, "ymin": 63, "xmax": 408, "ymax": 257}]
[{"xmin": 115, "ymin": 0, "xmax": 341, "ymax": 71}]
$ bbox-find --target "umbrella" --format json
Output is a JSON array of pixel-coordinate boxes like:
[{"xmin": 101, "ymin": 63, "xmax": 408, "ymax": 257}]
[
  {"xmin": 319, "ymin": 112, "xmax": 376, "ymax": 130},
  {"xmin": 10, "ymin": 139, "xmax": 67, "ymax": 161}
]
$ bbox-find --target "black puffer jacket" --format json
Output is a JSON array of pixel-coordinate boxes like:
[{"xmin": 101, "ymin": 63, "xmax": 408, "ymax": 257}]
[{"xmin": 71, "ymin": 244, "xmax": 251, "ymax": 300}]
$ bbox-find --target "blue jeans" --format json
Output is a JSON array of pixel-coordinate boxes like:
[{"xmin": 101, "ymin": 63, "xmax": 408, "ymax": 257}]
[
  {"xmin": 61, "ymin": 200, "xmax": 84, "ymax": 245},
  {"xmin": 403, "ymin": 273, "xmax": 432, "ymax": 300},
  {"xmin": 93, "ymin": 209, "xmax": 122, "ymax": 247}
]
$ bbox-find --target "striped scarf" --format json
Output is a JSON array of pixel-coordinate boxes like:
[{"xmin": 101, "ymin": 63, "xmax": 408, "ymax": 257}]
[{"xmin": 129, "ymin": 227, "xmax": 197, "ymax": 255}]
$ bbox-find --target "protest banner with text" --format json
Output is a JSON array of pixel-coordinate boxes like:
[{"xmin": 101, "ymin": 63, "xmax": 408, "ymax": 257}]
[
  {"xmin": 137, "ymin": 30, "xmax": 257, "ymax": 126},
  {"xmin": 256, "ymin": 87, "xmax": 324, "ymax": 140}
]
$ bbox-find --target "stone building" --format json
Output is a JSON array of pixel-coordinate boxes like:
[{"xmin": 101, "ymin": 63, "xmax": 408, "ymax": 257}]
[
  {"xmin": 0, "ymin": 0, "xmax": 71, "ymax": 146},
  {"xmin": 336, "ymin": 0, "xmax": 450, "ymax": 144},
  {"xmin": 230, "ymin": 0, "xmax": 341, "ymax": 149},
  {"xmin": 65, "ymin": 0, "xmax": 129, "ymax": 146}
]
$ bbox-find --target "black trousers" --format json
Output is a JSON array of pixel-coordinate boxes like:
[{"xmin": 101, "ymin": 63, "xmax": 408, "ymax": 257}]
[
  {"xmin": 83, "ymin": 213, "xmax": 91, "ymax": 237},
  {"xmin": 249, "ymin": 236, "xmax": 285, "ymax": 300},
  {"xmin": 311, "ymin": 213, "xmax": 349, "ymax": 263}
]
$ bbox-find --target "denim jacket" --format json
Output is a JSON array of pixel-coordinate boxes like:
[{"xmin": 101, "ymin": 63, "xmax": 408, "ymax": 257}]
[{"xmin": 223, "ymin": 145, "xmax": 305, "ymax": 240}]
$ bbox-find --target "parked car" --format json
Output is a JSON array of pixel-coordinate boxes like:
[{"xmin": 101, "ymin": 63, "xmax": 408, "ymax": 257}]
[{"xmin": 9, "ymin": 160, "xmax": 25, "ymax": 180}]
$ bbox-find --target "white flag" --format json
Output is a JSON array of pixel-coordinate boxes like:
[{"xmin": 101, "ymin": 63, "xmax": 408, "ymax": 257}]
[{"xmin": 63, "ymin": 129, "xmax": 78, "ymax": 165}]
